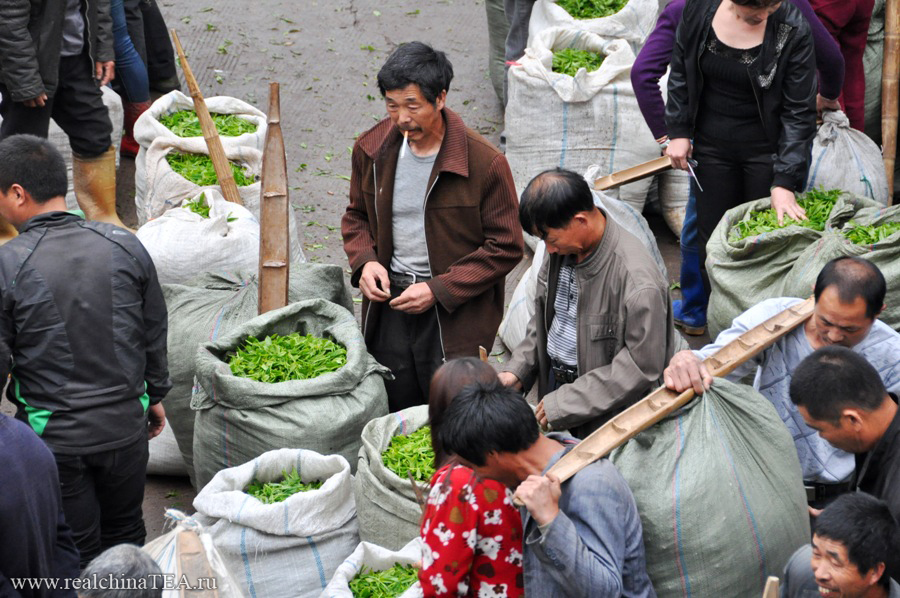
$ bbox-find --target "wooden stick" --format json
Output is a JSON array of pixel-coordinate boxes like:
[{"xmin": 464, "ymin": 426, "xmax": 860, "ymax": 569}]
[
  {"xmin": 175, "ymin": 529, "xmax": 220, "ymax": 597},
  {"xmin": 407, "ymin": 471, "xmax": 427, "ymax": 516},
  {"xmin": 258, "ymin": 83, "xmax": 290, "ymax": 315},
  {"xmin": 170, "ymin": 29, "xmax": 243, "ymax": 206},
  {"xmin": 594, "ymin": 156, "xmax": 673, "ymax": 191},
  {"xmin": 479, "ymin": 346, "xmax": 489, "ymax": 362},
  {"xmin": 762, "ymin": 576, "xmax": 780, "ymax": 598},
  {"xmin": 884, "ymin": 0, "xmax": 900, "ymax": 203},
  {"xmin": 545, "ymin": 296, "xmax": 815, "ymax": 484}
]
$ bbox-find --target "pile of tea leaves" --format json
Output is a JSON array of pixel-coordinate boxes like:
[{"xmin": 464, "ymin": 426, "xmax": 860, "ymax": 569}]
[
  {"xmin": 381, "ymin": 426, "xmax": 435, "ymax": 484},
  {"xmin": 159, "ymin": 110, "xmax": 257, "ymax": 137},
  {"xmin": 349, "ymin": 564, "xmax": 418, "ymax": 598},
  {"xmin": 552, "ymin": 48, "xmax": 606, "ymax": 76},
  {"xmin": 842, "ymin": 221, "xmax": 900, "ymax": 245},
  {"xmin": 555, "ymin": 0, "xmax": 628, "ymax": 19},
  {"xmin": 228, "ymin": 333, "xmax": 347, "ymax": 383},
  {"xmin": 730, "ymin": 188, "xmax": 842, "ymax": 241},
  {"xmin": 166, "ymin": 152, "xmax": 255, "ymax": 187},
  {"xmin": 245, "ymin": 469, "xmax": 323, "ymax": 504}
]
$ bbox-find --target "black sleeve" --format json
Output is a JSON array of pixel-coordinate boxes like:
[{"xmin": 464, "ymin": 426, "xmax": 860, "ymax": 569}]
[
  {"xmin": 139, "ymin": 252, "xmax": 171, "ymax": 404},
  {"xmin": 664, "ymin": 0, "xmax": 695, "ymax": 140}
]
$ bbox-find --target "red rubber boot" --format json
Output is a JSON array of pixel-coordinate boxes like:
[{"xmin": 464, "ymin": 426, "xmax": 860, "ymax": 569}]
[{"xmin": 120, "ymin": 100, "xmax": 151, "ymax": 158}]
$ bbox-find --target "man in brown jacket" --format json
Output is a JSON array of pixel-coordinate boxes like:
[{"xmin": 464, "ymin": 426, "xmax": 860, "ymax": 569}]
[
  {"xmin": 342, "ymin": 42, "xmax": 523, "ymax": 411},
  {"xmin": 499, "ymin": 169, "xmax": 679, "ymax": 438}
]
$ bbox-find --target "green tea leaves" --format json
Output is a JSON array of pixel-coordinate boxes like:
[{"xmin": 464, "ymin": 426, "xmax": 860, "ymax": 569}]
[
  {"xmin": 842, "ymin": 221, "xmax": 900, "ymax": 245},
  {"xmin": 556, "ymin": 0, "xmax": 627, "ymax": 19},
  {"xmin": 245, "ymin": 469, "xmax": 323, "ymax": 504},
  {"xmin": 730, "ymin": 189, "xmax": 841, "ymax": 242},
  {"xmin": 166, "ymin": 152, "xmax": 256, "ymax": 187},
  {"xmin": 228, "ymin": 333, "xmax": 348, "ymax": 383},
  {"xmin": 348, "ymin": 564, "xmax": 418, "ymax": 598},
  {"xmin": 552, "ymin": 48, "xmax": 606, "ymax": 77},
  {"xmin": 159, "ymin": 110, "xmax": 258, "ymax": 138},
  {"xmin": 381, "ymin": 426, "xmax": 435, "ymax": 484}
]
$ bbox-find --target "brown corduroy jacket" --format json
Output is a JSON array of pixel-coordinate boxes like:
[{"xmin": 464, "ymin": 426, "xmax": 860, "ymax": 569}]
[{"xmin": 341, "ymin": 107, "xmax": 524, "ymax": 357}]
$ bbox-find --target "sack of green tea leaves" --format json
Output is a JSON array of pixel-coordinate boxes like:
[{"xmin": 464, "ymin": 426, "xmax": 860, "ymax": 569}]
[
  {"xmin": 320, "ymin": 538, "xmax": 424, "ymax": 598},
  {"xmin": 805, "ymin": 110, "xmax": 889, "ymax": 204},
  {"xmin": 782, "ymin": 202, "xmax": 900, "ymax": 331},
  {"xmin": 163, "ymin": 266, "xmax": 354, "ymax": 486},
  {"xmin": 355, "ymin": 406, "xmax": 432, "ymax": 551},
  {"xmin": 706, "ymin": 191, "xmax": 881, "ymax": 336},
  {"xmin": 610, "ymin": 378, "xmax": 810, "ymax": 597},
  {"xmin": 527, "ymin": 0, "xmax": 658, "ymax": 51},
  {"xmin": 136, "ymin": 190, "xmax": 260, "ymax": 285},
  {"xmin": 193, "ymin": 448, "xmax": 359, "ymax": 598},
  {"xmin": 192, "ymin": 299, "xmax": 391, "ymax": 488},
  {"xmin": 506, "ymin": 28, "xmax": 659, "ymax": 213}
]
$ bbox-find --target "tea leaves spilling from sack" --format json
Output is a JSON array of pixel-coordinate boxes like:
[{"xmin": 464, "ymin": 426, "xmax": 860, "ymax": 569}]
[
  {"xmin": 349, "ymin": 564, "xmax": 418, "ymax": 598},
  {"xmin": 552, "ymin": 48, "xmax": 606, "ymax": 77},
  {"xmin": 166, "ymin": 152, "xmax": 256, "ymax": 187},
  {"xmin": 556, "ymin": 0, "xmax": 628, "ymax": 18},
  {"xmin": 183, "ymin": 192, "xmax": 211, "ymax": 217},
  {"xmin": 382, "ymin": 426, "xmax": 435, "ymax": 483},
  {"xmin": 842, "ymin": 221, "xmax": 900, "ymax": 245},
  {"xmin": 159, "ymin": 110, "xmax": 258, "ymax": 137},
  {"xmin": 730, "ymin": 188, "xmax": 841, "ymax": 241},
  {"xmin": 245, "ymin": 468, "xmax": 323, "ymax": 504},
  {"xmin": 228, "ymin": 332, "xmax": 347, "ymax": 383}
]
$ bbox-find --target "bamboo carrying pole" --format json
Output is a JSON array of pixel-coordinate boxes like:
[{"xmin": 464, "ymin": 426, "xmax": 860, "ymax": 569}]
[
  {"xmin": 170, "ymin": 30, "xmax": 243, "ymax": 206},
  {"xmin": 545, "ymin": 297, "xmax": 815, "ymax": 484},
  {"xmin": 594, "ymin": 156, "xmax": 673, "ymax": 191},
  {"xmin": 761, "ymin": 577, "xmax": 780, "ymax": 598},
  {"xmin": 884, "ymin": 0, "xmax": 900, "ymax": 202},
  {"xmin": 258, "ymin": 83, "xmax": 290, "ymax": 315},
  {"xmin": 174, "ymin": 529, "xmax": 220, "ymax": 597}
]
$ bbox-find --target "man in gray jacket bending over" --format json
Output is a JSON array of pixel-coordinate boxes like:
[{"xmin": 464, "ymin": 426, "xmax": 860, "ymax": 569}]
[{"xmin": 499, "ymin": 168, "xmax": 679, "ymax": 438}]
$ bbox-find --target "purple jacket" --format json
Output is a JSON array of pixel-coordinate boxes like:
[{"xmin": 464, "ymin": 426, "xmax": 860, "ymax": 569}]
[{"xmin": 632, "ymin": 0, "xmax": 845, "ymax": 139}]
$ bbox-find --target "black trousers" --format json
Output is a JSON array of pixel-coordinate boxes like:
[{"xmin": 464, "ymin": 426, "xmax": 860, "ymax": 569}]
[
  {"xmin": 54, "ymin": 436, "xmax": 149, "ymax": 568},
  {"xmin": 692, "ymin": 136, "xmax": 775, "ymax": 294},
  {"xmin": 0, "ymin": 52, "xmax": 112, "ymax": 157},
  {"xmin": 368, "ymin": 284, "xmax": 445, "ymax": 413},
  {"xmin": 135, "ymin": 0, "xmax": 178, "ymax": 84}
]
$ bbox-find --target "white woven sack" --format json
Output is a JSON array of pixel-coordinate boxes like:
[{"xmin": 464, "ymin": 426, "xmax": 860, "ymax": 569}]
[
  {"xmin": 805, "ymin": 110, "xmax": 890, "ymax": 204},
  {"xmin": 320, "ymin": 538, "xmax": 424, "ymax": 598},
  {"xmin": 506, "ymin": 29, "xmax": 659, "ymax": 213},
  {"xmin": 193, "ymin": 448, "xmax": 360, "ymax": 598},
  {"xmin": 527, "ymin": 0, "xmax": 659, "ymax": 51},
  {"xmin": 147, "ymin": 419, "xmax": 189, "ymax": 477},
  {"xmin": 136, "ymin": 190, "xmax": 260, "ymax": 285},
  {"xmin": 139, "ymin": 137, "xmax": 305, "ymax": 262},
  {"xmin": 657, "ymin": 168, "xmax": 690, "ymax": 237},
  {"xmin": 142, "ymin": 509, "xmax": 244, "ymax": 598}
]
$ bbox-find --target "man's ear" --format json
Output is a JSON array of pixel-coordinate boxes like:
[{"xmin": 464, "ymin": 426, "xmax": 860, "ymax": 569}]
[
  {"xmin": 9, "ymin": 183, "xmax": 29, "ymax": 207},
  {"xmin": 434, "ymin": 90, "xmax": 447, "ymax": 111},
  {"xmin": 841, "ymin": 408, "xmax": 866, "ymax": 433},
  {"xmin": 864, "ymin": 562, "xmax": 885, "ymax": 587}
]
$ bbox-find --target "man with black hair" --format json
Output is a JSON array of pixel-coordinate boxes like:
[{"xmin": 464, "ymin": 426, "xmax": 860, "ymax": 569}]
[
  {"xmin": 342, "ymin": 41, "xmax": 523, "ymax": 412},
  {"xmin": 498, "ymin": 168, "xmax": 678, "ymax": 438},
  {"xmin": 790, "ymin": 346, "xmax": 900, "ymax": 521},
  {"xmin": 665, "ymin": 257, "xmax": 900, "ymax": 505},
  {"xmin": 0, "ymin": 135, "xmax": 170, "ymax": 567},
  {"xmin": 437, "ymin": 380, "xmax": 655, "ymax": 597},
  {"xmin": 781, "ymin": 493, "xmax": 900, "ymax": 597}
]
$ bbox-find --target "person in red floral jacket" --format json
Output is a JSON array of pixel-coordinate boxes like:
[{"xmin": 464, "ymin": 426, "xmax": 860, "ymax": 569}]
[{"xmin": 419, "ymin": 358, "xmax": 525, "ymax": 597}]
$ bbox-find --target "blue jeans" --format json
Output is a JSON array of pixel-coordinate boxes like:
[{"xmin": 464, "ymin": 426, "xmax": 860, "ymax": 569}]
[
  {"xmin": 111, "ymin": 0, "xmax": 150, "ymax": 103},
  {"xmin": 679, "ymin": 186, "xmax": 708, "ymax": 322}
]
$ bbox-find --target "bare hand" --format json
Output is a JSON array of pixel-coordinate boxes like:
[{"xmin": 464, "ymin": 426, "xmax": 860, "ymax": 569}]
[
  {"xmin": 498, "ymin": 371, "xmax": 522, "ymax": 390},
  {"xmin": 535, "ymin": 399, "xmax": 549, "ymax": 430},
  {"xmin": 359, "ymin": 261, "xmax": 391, "ymax": 302},
  {"xmin": 389, "ymin": 282, "xmax": 436, "ymax": 314},
  {"xmin": 663, "ymin": 349, "xmax": 712, "ymax": 395},
  {"xmin": 816, "ymin": 94, "xmax": 840, "ymax": 116},
  {"xmin": 148, "ymin": 403, "xmax": 165, "ymax": 439},
  {"xmin": 514, "ymin": 474, "xmax": 561, "ymax": 526},
  {"xmin": 771, "ymin": 186, "xmax": 806, "ymax": 226},
  {"xmin": 665, "ymin": 138, "xmax": 692, "ymax": 171},
  {"xmin": 23, "ymin": 93, "xmax": 48, "ymax": 108},
  {"xmin": 808, "ymin": 506, "xmax": 822, "ymax": 518},
  {"xmin": 95, "ymin": 61, "xmax": 115, "ymax": 86}
]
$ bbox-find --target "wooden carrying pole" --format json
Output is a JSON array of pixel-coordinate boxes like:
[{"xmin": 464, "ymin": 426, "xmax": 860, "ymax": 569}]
[
  {"xmin": 170, "ymin": 29, "xmax": 243, "ymax": 206},
  {"xmin": 761, "ymin": 577, "xmax": 780, "ymax": 598},
  {"xmin": 884, "ymin": 0, "xmax": 900, "ymax": 202},
  {"xmin": 258, "ymin": 83, "xmax": 290, "ymax": 315},
  {"xmin": 594, "ymin": 156, "xmax": 673, "ymax": 191},
  {"xmin": 546, "ymin": 296, "xmax": 815, "ymax": 484}
]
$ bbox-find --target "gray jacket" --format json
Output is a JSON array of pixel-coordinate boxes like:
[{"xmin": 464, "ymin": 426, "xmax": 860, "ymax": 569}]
[
  {"xmin": 0, "ymin": 0, "xmax": 113, "ymax": 101},
  {"xmin": 503, "ymin": 211, "xmax": 679, "ymax": 438}
]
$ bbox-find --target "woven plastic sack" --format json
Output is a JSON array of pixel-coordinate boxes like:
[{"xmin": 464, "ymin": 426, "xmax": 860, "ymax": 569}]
[
  {"xmin": 320, "ymin": 538, "xmax": 424, "ymax": 598},
  {"xmin": 193, "ymin": 448, "xmax": 359, "ymax": 598},
  {"xmin": 706, "ymin": 192, "xmax": 880, "ymax": 337},
  {"xmin": 610, "ymin": 378, "xmax": 810, "ymax": 597},
  {"xmin": 136, "ymin": 190, "xmax": 260, "ymax": 285},
  {"xmin": 147, "ymin": 420, "xmax": 189, "ymax": 476},
  {"xmin": 142, "ymin": 509, "xmax": 243, "ymax": 598},
  {"xmin": 864, "ymin": 0, "xmax": 885, "ymax": 144},
  {"xmin": 782, "ymin": 202, "xmax": 900, "ymax": 331},
  {"xmin": 506, "ymin": 29, "xmax": 659, "ymax": 213},
  {"xmin": 192, "ymin": 299, "xmax": 390, "ymax": 488},
  {"xmin": 805, "ymin": 110, "xmax": 889, "ymax": 204},
  {"xmin": 527, "ymin": 0, "xmax": 658, "ymax": 50},
  {"xmin": 355, "ymin": 406, "xmax": 429, "ymax": 551},
  {"xmin": 163, "ymin": 266, "xmax": 353, "ymax": 487},
  {"xmin": 658, "ymin": 168, "xmax": 690, "ymax": 237}
]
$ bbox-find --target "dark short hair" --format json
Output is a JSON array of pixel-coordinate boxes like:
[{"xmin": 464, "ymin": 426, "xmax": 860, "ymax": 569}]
[
  {"xmin": 814, "ymin": 493, "xmax": 900, "ymax": 588},
  {"xmin": 436, "ymin": 380, "xmax": 539, "ymax": 466},
  {"xmin": 0, "ymin": 135, "xmax": 67, "ymax": 203},
  {"xmin": 428, "ymin": 357, "xmax": 499, "ymax": 467},
  {"xmin": 789, "ymin": 346, "xmax": 888, "ymax": 424},
  {"xmin": 731, "ymin": 0, "xmax": 783, "ymax": 7},
  {"xmin": 377, "ymin": 41, "xmax": 454, "ymax": 105},
  {"xmin": 518, "ymin": 168, "xmax": 595, "ymax": 238},
  {"xmin": 814, "ymin": 257, "xmax": 886, "ymax": 320}
]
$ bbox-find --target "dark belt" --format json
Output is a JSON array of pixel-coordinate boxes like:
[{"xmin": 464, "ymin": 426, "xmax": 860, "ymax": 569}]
[
  {"xmin": 550, "ymin": 358, "xmax": 578, "ymax": 385},
  {"xmin": 388, "ymin": 271, "xmax": 431, "ymax": 289},
  {"xmin": 804, "ymin": 480, "xmax": 852, "ymax": 503}
]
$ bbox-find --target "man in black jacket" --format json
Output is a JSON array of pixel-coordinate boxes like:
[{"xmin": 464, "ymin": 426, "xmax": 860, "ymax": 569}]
[
  {"xmin": 0, "ymin": 0, "xmax": 126, "ymax": 228},
  {"xmin": 0, "ymin": 135, "xmax": 170, "ymax": 567}
]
